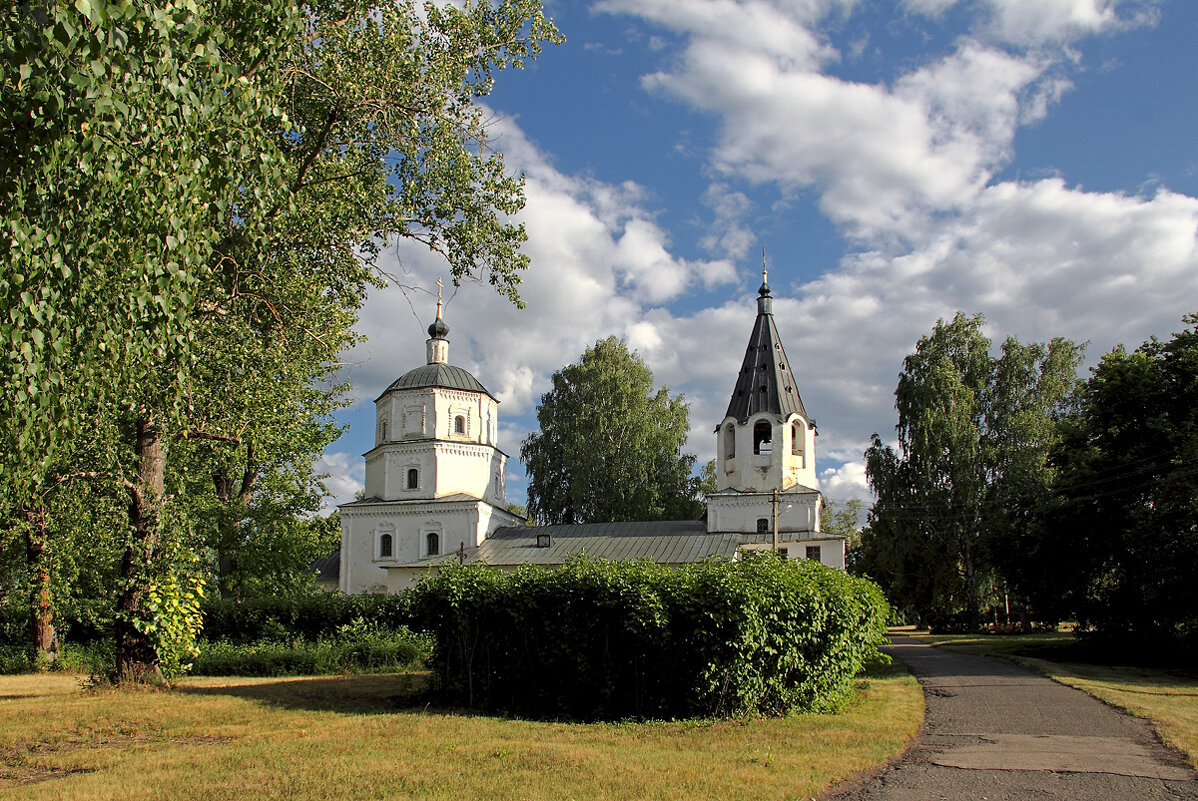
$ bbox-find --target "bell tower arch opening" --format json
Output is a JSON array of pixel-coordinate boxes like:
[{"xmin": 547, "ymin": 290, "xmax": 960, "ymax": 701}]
[{"xmin": 753, "ymin": 420, "xmax": 773, "ymax": 455}]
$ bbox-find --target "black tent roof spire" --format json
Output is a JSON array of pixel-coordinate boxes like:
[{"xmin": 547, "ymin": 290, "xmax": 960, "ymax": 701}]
[{"xmin": 722, "ymin": 261, "xmax": 808, "ymax": 424}]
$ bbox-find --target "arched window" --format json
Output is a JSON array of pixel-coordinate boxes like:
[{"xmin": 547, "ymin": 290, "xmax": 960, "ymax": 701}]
[
  {"xmin": 426, "ymin": 532, "xmax": 440, "ymax": 557},
  {"xmin": 724, "ymin": 424, "xmax": 736, "ymax": 458},
  {"xmin": 407, "ymin": 468, "xmax": 418, "ymax": 489},
  {"xmin": 753, "ymin": 421, "xmax": 772, "ymax": 455},
  {"xmin": 756, "ymin": 518, "xmax": 769, "ymax": 534},
  {"xmin": 380, "ymin": 421, "xmax": 387, "ymax": 442},
  {"xmin": 379, "ymin": 533, "xmax": 392, "ymax": 558},
  {"xmin": 454, "ymin": 415, "xmax": 466, "ymax": 435},
  {"xmin": 791, "ymin": 422, "xmax": 801, "ymax": 455}
]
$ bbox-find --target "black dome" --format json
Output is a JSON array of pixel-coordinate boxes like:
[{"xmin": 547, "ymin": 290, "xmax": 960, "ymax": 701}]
[{"xmin": 377, "ymin": 363, "xmax": 495, "ymax": 401}]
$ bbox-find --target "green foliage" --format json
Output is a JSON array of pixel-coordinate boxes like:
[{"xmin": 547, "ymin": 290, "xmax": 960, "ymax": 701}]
[
  {"xmin": 0, "ymin": 641, "xmax": 113, "ymax": 675},
  {"xmin": 1045, "ymin": 315, "xmax": 1198, "ymax": 656},
  {"xmin": 521, "ymin": 337, "xmax": 704, "ymax": 525},
  {"xmin": 134, "ymin": 571, "xmax": 205, "ymax": 679},
  {"xmin": 697, "ymin": 459, "xmax": 718, "ymax": 498},
  {"xmin": 858, "ymin": 313, "xmax": 1083, "ymax": 628},
  {"xmin": 1, "ymin": 0, "xmax": 299, "ymax": 505},
  {"xmin": 192, "ymin": 625, "xmax": 430, "ymax": 677},
  {"xmin": 1, "ymin": 0, "xmax": 560, "ymax": 676},
  {"xmin": 408, "ymin": 555, "xmax": 889, "ymax": 721},
  {"xmin": 200, "ymin": 592, "xmax": 412, "ymax": 643},
  {"xmin": 823, "ymin": 498, "xmax": 863, "ymax": 547}
]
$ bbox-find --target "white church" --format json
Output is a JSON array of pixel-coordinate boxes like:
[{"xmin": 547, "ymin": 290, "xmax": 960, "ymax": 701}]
[{"xmin": 322, "ymin": 273, "xmax": 846, "ymax": 594}]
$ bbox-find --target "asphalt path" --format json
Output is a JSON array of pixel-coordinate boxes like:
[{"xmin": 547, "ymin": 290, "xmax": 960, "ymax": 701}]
[{"xmin": 825, "ymin": 636, "xmax": 1198, "ymax": 800}]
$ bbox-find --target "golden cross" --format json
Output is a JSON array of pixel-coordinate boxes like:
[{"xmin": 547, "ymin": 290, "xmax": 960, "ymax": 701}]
[{"xmin": 435, "ymin": 277, "xmax": 443, "ymax": 318}]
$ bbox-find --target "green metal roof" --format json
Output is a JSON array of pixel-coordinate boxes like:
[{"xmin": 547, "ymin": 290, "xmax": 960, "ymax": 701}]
[
  {"xmin": 409, "ymin": 521, "xmax": 736, "ymax": 567},
  {"xmin": 377, "ymin": 363, "xmax": 495, "ymax": 401}
]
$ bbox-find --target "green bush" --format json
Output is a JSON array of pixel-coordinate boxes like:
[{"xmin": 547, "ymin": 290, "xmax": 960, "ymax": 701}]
[
  {"xmin": 0, "ymin": 646, "xmax": 31, "ymax": 675},
  {"xmin": 192, "ymin": 624, "xmax": 431, "ymax": 677},
  {"xmin": 408, "ymin": 554, "xmax": 889, "ymax": 720},
  {"xmin": 0, "ymin": 641, "xmax": 114, "ymax": 676},
  {"xmin": 200, "ymin": 592, "xmax": 412, "ymax": 643}
]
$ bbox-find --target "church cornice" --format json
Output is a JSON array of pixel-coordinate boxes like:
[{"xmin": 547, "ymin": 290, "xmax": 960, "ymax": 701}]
[
  {"xmin": 339, "ymin": 496, "xmax": 505, "ymax": 516},
  {"xmin": 363, "ymin": 440, "xmax": 510, "ymax": 460},
  {"xmin": 706, "ymin": 489, "xmax": 820, "ymax": 507}
]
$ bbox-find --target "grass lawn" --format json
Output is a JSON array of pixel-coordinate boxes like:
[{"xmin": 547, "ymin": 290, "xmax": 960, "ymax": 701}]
[
  {"xmin": 0, "ymin": 665, "xmax": 922, "ymax": 801},
  {"xmin": 910, "ymin": 630, "xmax": 1198, "ymax": 768}
]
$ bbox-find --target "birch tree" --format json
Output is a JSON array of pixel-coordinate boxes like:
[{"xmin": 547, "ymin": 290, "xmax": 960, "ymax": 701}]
[
  {"xmin": 860, "ymin": 313, "xmax": 1082, "ymax": 628},
  {"xmin": 522, "ymin": 338, "xmax": 702, "ymax": 525}
]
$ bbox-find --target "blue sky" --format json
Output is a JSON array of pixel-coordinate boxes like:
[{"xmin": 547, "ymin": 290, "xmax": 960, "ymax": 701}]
[{"xmin": 319, "ymin": 0, "xmax": 1198, "ymax": 513}]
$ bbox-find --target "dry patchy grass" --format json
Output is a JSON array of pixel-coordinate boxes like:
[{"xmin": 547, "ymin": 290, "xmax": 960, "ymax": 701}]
[
  {"xmin": 913, "ymin": 630, "xmax": 1198, "ymax": 768},
  {"xmin": 0, "ymin": 667, "xmax": 922, "ymax": 801}
]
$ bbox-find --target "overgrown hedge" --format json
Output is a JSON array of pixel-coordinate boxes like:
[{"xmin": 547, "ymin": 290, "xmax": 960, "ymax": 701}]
[
  {"xmin": 200, "ymin": 592, "xmax": 412, "ymax": 643},
  {"xmin": 408, "ymin": 554, "xmax": 889, "ymax": 720}
]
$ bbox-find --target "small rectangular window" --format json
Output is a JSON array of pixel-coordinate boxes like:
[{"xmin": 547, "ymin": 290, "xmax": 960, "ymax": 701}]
[
  {"xmin": 806, "ymin": 545, "xmax": 821, "ymax": 563},
  {"xmin": 756, "ymin": 518, "xmax": 769, "ymax": 534}
]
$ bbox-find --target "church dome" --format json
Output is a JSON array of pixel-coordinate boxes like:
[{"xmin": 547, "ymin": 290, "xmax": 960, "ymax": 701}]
[
  {"xmin": 378, "ymin": 363, "xmax": 495, "ymax": 401},
  {"xmin": 428, "ymin": 316, "xmax": 449, "ymax": 339}
]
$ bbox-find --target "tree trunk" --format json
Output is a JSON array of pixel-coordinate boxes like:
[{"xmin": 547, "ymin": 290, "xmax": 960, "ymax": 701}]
[
  {"xmin": 962, "ymin": 535, "xmax": 981, "ymax": 632},
  {"xmin": 115, "ymin": 411, "xmax": 166, "ymax": 683},
  {"xmin": 25, "ymin": 506, "xmax": 59, "ymax": 666},
  {"xmin": 212, "ymin": 444, "xmax": 257, "ymax": 600},
  {"xmin": 215, "ymin": 516, "xmax": 245, "ymax": 600}
]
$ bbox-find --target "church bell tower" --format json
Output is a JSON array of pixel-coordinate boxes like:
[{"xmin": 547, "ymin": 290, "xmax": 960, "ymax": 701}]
[{"xmin": 706, "ymin": 269, "xmax": 822, "ymax": 539}]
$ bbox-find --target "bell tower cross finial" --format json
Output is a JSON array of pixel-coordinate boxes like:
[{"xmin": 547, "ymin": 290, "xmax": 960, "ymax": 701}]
[
  {"xmin": 426, "ymin": 278, "xmax": 450, "ymax": 364},
  {"xmin": 762, "ymin": 248, "xmax": 767, "ymax": 286}
]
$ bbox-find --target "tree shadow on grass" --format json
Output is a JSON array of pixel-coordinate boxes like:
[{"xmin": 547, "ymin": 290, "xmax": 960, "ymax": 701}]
[{"xmin": 173, "ymin": 673, "xmax": 448, "ymax": 715}]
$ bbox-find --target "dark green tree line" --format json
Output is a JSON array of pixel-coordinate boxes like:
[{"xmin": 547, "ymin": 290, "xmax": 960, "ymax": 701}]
[{"xmin": 1042, "ymin": 315, "xmax": 1198, "ymax": 654}]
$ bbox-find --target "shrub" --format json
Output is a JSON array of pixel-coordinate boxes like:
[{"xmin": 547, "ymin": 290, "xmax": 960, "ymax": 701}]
[
  {"xmin": 191, "ymin": 624, "xmax": 431, "ymax": 676},
  {"xmin": 0, "ymin": 646, "xmax": 30, "ymax": 675},
  {"xmin": 200, "ymin": 592, "xmax": 412, "ymax": 643},
  {"xmin": 0, "ymin": 642, "xmax": 114, "ymax": 676},
  {"xmin": 408, "ymin": 554, "xmax": 889, "ymax": 720}
]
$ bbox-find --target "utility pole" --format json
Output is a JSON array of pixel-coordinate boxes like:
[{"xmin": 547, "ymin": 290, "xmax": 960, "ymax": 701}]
[{"xmin": 772, "ymin": 488, "xmax": 779, "ymax": 552}]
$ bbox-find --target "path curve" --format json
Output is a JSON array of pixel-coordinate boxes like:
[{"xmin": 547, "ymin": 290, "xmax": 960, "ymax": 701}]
[{"xmin": 825, "ymin": 636, "xmax": 1198, "ymax": 800}]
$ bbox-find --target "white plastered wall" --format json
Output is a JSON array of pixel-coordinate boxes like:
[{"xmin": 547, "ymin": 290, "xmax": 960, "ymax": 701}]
[
  {"xmin": 716, "ymin": 413, "xmax": 817, "ymax": 493},
  {"xmin": 706, "ymin": 490, "xmax": 821, "ymax": 535},
  {"xmin": 339, "ymin": 501, "xmax": 524, "ymax": 595}
]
